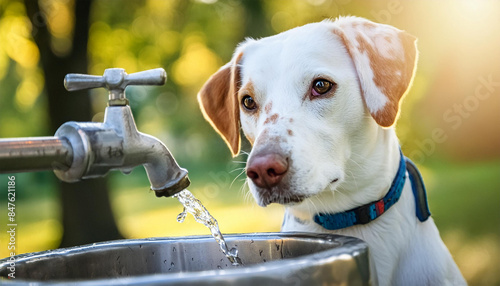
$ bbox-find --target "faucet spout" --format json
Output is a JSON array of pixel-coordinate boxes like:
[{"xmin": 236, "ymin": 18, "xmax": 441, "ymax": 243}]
[{"xmin": 139, "ymin": 133, "xmax": 190, "ymax": 197}]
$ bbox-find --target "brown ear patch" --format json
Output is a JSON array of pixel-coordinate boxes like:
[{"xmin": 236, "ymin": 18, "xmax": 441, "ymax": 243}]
[
  {"xmin": 197, "ymin": 53, "xmax": 243, "ymax": 156},
  {"xmin": 355, "ymin": 32, "xmax": 417, "ymax": 127},
  {"xmin": 333, "ymin": 18, "xmax": 418, "ymax": 127}
]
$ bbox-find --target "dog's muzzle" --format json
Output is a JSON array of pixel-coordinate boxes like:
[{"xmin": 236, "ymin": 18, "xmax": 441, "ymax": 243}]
[
  {"xmin": 246, "ymin": 151, "xmax": 308, "ymax": 206},
  {"xmin": 246, "ymin": 152, "xmax": 288, "ymax": 189}
]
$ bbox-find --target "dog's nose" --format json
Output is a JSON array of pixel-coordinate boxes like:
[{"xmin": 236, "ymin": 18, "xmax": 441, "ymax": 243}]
[{"xmin": 246, "ymin": 153, "xmax": 288, "ymax": 188}]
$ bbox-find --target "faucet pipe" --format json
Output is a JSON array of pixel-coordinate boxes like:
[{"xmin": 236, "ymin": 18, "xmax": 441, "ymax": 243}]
[
  {"xmin": 0, "ymin": 137, "xmax": 73, "ymax": 173},
  {"xmin": 0, "ymin": 106, "xmax": 189, "ymax": 197}
]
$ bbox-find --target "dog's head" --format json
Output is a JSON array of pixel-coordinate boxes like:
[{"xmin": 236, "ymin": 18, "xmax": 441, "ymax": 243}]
[{"xmin": 198, "ymin": 17, "xmax": 417, "ymax": 208}]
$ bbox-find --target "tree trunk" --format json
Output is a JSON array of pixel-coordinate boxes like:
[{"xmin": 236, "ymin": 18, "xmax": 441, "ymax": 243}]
[
  {"xmin": 24, "ymin": 0, "xmax": 122, "ymax": 247},
  {"xmin": 241, "ymin": 0, "xmax": 269, "ymax": 38}
]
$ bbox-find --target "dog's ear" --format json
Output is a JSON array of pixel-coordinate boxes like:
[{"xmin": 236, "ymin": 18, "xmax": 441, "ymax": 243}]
[
  {"xmin": 334, "ymin": 17, "xmax": 418, "ymax": 127},
  {"xmin": 197, "ymin": 53, "xmax": 243, "ymax": 156}
]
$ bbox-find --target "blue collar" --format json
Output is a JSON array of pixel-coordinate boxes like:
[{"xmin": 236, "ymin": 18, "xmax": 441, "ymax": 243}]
[{"xmin": 313, "ymin": 150, "xmax": 430, "ymax": 231}]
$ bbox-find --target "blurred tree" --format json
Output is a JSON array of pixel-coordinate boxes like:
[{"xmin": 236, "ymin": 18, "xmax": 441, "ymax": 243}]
[
  {"xmin": 23, "ymin": 0, "xmax": 122, "ymax": 247},
  {"xmin": 241, "ymin": 0, "xmax": 268, "ymax": 38}
]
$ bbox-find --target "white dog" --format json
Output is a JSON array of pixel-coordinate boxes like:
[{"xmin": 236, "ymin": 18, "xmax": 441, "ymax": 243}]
[{"xmin": 197, "ymin": 16, "xmax": 466, "ymax": 286}]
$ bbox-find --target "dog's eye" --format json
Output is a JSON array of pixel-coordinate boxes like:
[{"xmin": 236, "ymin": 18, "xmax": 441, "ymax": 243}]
[
  {"xmin": 312, "ymin": 79, "xmax": 334, "ymax": 96},
  {"xmin": 242, "ymin": 95, "xmax": 257, "ymax": 110}
]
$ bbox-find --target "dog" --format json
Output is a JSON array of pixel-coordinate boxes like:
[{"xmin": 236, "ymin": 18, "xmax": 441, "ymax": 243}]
[{"xmin": 197, "ymin": 16, "xmax": 466, "ymax": 286}]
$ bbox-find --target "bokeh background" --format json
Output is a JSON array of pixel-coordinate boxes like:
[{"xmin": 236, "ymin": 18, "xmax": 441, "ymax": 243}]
[{"xmin": 0, "ymin": 0, "xmax": 499, "ymax": 284}]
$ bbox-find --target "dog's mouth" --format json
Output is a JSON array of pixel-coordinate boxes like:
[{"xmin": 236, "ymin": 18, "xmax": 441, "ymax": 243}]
[
  {"xmin": 254, "ymin": 178, "xmax": 340, "ymax": 207},
  {"xmin": 255, "ymin": 186, "xmax": 309, "ymax": 207},
  {"xmin": 259, "ymin": 193, "xmax": 308, "ymax": 207}
]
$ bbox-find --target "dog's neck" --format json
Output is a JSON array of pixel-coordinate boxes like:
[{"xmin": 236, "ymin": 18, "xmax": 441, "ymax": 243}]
[{"xmin": 288, "ymin": 126, "xmax": 401, "ymax": 221}]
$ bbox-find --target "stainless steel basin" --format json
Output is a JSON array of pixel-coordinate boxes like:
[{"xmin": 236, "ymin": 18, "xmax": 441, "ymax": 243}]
[{"xmin": 0, "ymin": 232, "xmax": 371, "ymax": 285}]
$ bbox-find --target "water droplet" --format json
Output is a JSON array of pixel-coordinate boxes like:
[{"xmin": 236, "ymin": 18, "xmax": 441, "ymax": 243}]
[
  {"xmin": 172, "ymin": 247, "xmax": 176, "ymax": 252},
  {"xmin": 229, "ymin": 248, "xmax": 238, "ymax": 256},
  {"xmin": 217, "ymin": 265, "xmax": 222, "ymax": 269},
  {"xmin": 176, "ymin": 210, "xmax": 186, "ymax": 223},
  {"xmin": 171, "ymin": 262, "xmax": 175, "ymax": 267}
]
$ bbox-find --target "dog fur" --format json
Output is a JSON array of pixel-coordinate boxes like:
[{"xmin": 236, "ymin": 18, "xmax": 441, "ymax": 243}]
[{"xmin": 197, "ymin": 16, "xmax": 466, "ymax": 286}]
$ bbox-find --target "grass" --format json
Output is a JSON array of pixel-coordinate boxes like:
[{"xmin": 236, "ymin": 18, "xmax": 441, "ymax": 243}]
[
  {"xmin": 1, "ymin": 159, "xmax": 498, "ymax": 285},
  {"xmin": 424, "ymin": 160, "xmax": 500, "ymax": 238},
  {"xmin": 420, "ymin": 160, "xmax": 500, "ymax": 285}
]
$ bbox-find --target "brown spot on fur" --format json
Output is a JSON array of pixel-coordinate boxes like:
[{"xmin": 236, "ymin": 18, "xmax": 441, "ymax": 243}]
[
  {"xmin": 264, "ymin": 102, "xmax": 272, "ymax": 114},
  {"xmin": 287, "ymin": 129, "xmax": 293, "ymax": 136},
  {"xmin": 272, "ymin": 136, "xmax": 286, "ymax": 144},
  {"xmin": 362, "ymin": 22, "xmax": 376, "ymax": 29},
  {"xmin": 264, "ymin": 113, "xmax": 279, "ymax": 125},
  {"xmin": 259, "ymin": 132, "xmax": 287, "ymax": 145},
  {"xmin": 289, "ymin": 118, "xmax": 293, "ymax": 123},
  {"xmin": 270, "ymin": 113, "xmax": 279, "ymax": 123}
]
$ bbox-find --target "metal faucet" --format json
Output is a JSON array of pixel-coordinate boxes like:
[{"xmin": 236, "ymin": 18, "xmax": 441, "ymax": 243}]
[{"xmin": 0, "ymin": 68, "xmax": 190, "ymax": 197}]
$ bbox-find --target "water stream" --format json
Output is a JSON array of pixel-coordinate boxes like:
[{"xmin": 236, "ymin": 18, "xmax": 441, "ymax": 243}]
[{"xmin": 174, "ymin": 189, "xmax": 242, "ymax": 266}]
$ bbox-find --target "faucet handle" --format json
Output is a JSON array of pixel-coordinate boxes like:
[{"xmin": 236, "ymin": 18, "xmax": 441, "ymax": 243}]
[{"xmin": 64, "ymin": 68, "xmax": 167, "ymax": 105}]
